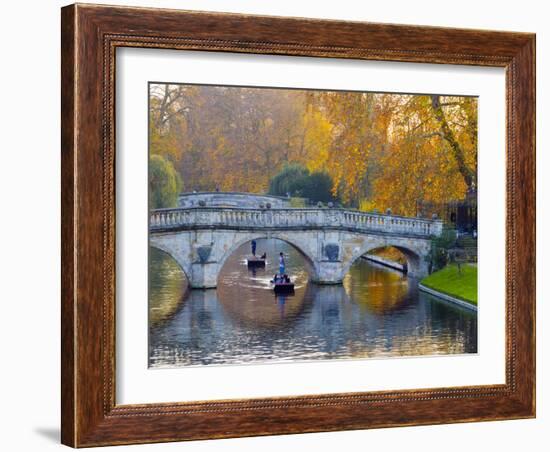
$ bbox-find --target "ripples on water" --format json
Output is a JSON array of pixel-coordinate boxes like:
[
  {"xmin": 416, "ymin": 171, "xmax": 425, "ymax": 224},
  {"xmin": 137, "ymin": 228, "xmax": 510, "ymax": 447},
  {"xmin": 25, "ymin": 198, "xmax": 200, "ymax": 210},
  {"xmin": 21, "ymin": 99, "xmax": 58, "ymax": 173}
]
[{"xmin": 149, "ymin": 239, "xmax": 477, "ymax": 368}]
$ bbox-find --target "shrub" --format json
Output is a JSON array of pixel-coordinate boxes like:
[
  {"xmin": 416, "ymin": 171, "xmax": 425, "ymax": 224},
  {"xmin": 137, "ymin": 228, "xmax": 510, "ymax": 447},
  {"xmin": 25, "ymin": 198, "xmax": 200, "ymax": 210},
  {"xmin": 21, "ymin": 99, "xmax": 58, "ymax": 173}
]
[{"xmin": 428, "ymin": 226, "xmax": 457, "ymax": 272}]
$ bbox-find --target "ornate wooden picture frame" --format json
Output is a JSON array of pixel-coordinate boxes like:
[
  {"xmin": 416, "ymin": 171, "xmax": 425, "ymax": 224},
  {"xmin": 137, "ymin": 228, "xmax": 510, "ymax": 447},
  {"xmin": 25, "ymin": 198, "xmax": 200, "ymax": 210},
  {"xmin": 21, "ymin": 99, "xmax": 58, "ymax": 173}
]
[{"xmin": 61, "ymin": 3, "xmax": 535, "ymax": 447}]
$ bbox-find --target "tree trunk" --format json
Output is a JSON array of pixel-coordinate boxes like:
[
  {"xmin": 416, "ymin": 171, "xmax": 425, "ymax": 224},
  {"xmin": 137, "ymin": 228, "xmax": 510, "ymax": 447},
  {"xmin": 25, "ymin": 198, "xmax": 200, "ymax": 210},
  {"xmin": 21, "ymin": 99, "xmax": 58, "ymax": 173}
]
[{"xmin": 430, "ymin": 95, "xmax": 475, "ymax": 190}]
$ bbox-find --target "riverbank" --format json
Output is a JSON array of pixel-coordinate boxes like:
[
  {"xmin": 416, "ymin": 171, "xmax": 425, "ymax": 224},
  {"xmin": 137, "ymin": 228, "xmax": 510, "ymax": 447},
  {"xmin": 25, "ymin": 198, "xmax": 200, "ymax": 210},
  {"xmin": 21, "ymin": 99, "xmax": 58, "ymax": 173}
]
[{"xmin": 420, "ymin": 264, "xmax": 477, "ymax": 308}]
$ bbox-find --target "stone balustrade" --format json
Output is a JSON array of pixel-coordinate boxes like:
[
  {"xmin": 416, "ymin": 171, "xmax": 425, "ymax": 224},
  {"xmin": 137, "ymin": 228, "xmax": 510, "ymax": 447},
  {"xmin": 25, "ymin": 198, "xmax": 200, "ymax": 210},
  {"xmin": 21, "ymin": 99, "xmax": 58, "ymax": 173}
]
[{"xmin": 150, "ymin": 207, "xmax": 443, "ymax": 238}]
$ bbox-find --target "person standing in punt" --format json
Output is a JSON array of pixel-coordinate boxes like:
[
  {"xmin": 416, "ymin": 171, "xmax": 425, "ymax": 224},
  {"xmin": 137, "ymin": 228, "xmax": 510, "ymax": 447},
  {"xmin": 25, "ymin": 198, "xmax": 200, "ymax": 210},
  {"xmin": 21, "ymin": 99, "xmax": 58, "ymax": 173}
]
[
  {"xmin": 251, "ymin": 240, "xmax": 257, "ymax": 257},
  {"xmin": 279, "ymin": 252, "xmax": 285, "ymax": 275}
]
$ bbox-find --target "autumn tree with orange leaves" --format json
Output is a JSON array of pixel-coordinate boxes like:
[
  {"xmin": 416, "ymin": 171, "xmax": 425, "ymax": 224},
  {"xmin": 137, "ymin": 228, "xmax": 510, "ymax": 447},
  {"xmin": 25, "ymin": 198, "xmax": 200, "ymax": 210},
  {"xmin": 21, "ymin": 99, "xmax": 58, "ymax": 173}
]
[{"xmin": 149, "ymin": 83, "xmax": 477, "ymax": 216}]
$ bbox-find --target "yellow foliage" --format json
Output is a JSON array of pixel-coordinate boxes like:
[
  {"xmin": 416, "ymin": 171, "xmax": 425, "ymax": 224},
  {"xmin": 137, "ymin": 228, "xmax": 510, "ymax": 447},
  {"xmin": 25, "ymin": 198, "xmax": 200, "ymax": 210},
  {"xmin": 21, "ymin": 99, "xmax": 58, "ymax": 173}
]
[
  {"xmin": 149, "ymin": 84, "xmax": 477, "ymax": 213},
  {"xmin": 358, "ymin": 199, "xmax": 377, "ymax": 212}
]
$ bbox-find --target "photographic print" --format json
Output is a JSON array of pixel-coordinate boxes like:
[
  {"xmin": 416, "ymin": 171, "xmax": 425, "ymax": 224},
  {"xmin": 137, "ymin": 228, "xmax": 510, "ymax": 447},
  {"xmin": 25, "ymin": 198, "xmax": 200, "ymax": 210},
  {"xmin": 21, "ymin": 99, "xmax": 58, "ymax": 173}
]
[
  {"xmin": 148, "ymin": 83, "xmax": 478, "ymax": 368},
  {"xmin": 61, "ymin": 6, "xmax": 536, "ymax": 444}
]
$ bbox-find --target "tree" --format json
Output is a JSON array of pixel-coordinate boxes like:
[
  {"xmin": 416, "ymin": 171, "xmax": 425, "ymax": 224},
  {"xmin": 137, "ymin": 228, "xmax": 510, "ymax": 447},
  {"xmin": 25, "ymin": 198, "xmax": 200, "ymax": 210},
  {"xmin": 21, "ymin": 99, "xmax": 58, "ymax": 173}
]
[
  {"xmin": 268, "ymin": 163, "xmax": 309, "ymax": 197},
  {"xmin": 306, "ymin": 91, "xmax": 377, "ymax": 205},
  {"xmin": 366, "ymin": 94, "xmax": 477, "ymax": 215},
  {"xmin": 150, "ymin": 84, "xmax": 194, "ymax": 130},
  {"xmin": 148, "ymin": 84, "xmax": 477, "ymax": 216},
  {"xmin": 268, "ymin": 164, "xmax": 336, "ymax": 203},
  {"xmin": 149, "ymin": 154, "xmax": 182, "ymax": 209},
  {"xmin": 300, "ymin": 171, "xmax": 335, "ymax": 203},
  {"xmin": 430, "ymin": 95, "xmax": 476, "ymax": 190}
]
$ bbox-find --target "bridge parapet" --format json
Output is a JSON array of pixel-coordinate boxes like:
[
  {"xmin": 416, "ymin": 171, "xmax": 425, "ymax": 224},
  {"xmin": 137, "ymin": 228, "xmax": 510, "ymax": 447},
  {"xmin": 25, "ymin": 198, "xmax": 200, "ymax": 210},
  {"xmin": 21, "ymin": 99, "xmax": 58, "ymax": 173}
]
[
  {"xmin": 150, "ymin": 207, "xmax": 443, "ymax": 238},
  {"xmin": 178, "ymin": 192, "xmax": 291, "ymax": 209}
]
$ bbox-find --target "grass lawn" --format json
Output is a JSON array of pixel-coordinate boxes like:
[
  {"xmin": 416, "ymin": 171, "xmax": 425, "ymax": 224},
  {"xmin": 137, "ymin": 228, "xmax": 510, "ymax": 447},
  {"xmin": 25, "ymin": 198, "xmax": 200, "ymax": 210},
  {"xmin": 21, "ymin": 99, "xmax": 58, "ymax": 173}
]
[{"xmin": 421, "ymin": 264, "xmax": 477, "ymax": 306}]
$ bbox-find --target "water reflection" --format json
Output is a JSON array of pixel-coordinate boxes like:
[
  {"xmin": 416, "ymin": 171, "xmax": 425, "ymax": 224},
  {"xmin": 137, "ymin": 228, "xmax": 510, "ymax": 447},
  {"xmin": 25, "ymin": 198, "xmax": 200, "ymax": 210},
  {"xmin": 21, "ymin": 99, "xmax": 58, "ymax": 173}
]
[
  {"xmin": 148, "ymin": 248, "xmax": 188, "ymax": 327},
  {"xmin": 149, "ymin": 239, "xmax": 477, "ymax": 367}
]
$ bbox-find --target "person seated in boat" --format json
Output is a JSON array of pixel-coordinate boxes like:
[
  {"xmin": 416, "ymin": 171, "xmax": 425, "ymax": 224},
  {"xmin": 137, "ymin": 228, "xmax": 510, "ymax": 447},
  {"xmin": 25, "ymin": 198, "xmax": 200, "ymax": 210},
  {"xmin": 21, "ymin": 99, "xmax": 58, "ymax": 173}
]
[
  {"xmin": 272, "ymin": 274, "xmax": 280, "ymax": 284},
  {"xmin": 260, "ymin": 252, "xmax": 266, "ymax": 260},
  {"xmin": 284, "ymin": 274, "xmax": 290, "ymax": 283}
]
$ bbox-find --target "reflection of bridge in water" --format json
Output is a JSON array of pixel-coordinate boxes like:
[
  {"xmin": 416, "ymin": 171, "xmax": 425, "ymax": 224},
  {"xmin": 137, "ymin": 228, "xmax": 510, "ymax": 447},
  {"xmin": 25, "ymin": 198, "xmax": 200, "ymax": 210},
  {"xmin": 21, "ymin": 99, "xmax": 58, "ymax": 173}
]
[{"xmin": 148, "ymin": 271, "xmax": 476, "ymax": 367}]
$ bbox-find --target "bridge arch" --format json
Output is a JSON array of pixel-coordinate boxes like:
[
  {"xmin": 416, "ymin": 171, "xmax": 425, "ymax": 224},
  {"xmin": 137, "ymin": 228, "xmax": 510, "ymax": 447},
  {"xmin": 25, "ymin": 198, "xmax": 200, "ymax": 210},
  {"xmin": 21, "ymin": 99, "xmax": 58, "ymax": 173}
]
[
  {"xmin": 341, "ymin": 239, "xmax": 428, "ymax": 279},
  {"xmin": 216, "ymin": 233, "xmax": 316, "ymax": 282},
  {"xmin": 148, "ymin": 242, "xmax": 192, "ymax": 284}
]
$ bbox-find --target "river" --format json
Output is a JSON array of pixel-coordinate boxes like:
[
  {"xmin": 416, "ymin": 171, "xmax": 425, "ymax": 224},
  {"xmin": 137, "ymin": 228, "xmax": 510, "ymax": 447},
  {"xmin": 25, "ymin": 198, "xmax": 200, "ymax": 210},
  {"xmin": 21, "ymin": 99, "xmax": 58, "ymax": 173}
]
[{"xmin": 149, "ymin": 238, "xmax": 477, "ymax": 368}]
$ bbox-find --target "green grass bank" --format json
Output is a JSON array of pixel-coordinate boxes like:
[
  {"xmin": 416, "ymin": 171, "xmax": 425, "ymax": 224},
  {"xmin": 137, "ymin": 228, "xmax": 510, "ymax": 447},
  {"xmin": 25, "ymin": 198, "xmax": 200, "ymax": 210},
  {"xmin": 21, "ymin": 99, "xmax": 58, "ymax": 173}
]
[{"xmin": 420, "ymin": 264, "xmax": 477, "ymax": 306}]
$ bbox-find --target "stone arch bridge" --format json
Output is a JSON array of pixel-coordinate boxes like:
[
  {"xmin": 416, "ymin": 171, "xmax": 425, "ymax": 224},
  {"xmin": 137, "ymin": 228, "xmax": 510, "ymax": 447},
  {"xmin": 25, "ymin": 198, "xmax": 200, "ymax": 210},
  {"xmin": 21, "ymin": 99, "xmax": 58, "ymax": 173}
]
[{"xmin": 150, "ymin": 207, "xmax": 443, "ymax": 288}]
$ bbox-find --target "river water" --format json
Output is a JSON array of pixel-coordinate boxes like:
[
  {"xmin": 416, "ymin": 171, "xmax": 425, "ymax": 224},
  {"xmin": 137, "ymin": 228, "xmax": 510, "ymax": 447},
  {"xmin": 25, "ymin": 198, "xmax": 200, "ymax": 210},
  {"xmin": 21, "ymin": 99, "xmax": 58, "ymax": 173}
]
[{"xmin": 149, "ymin": 239, "xmax": 477, "ymax": 368}]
